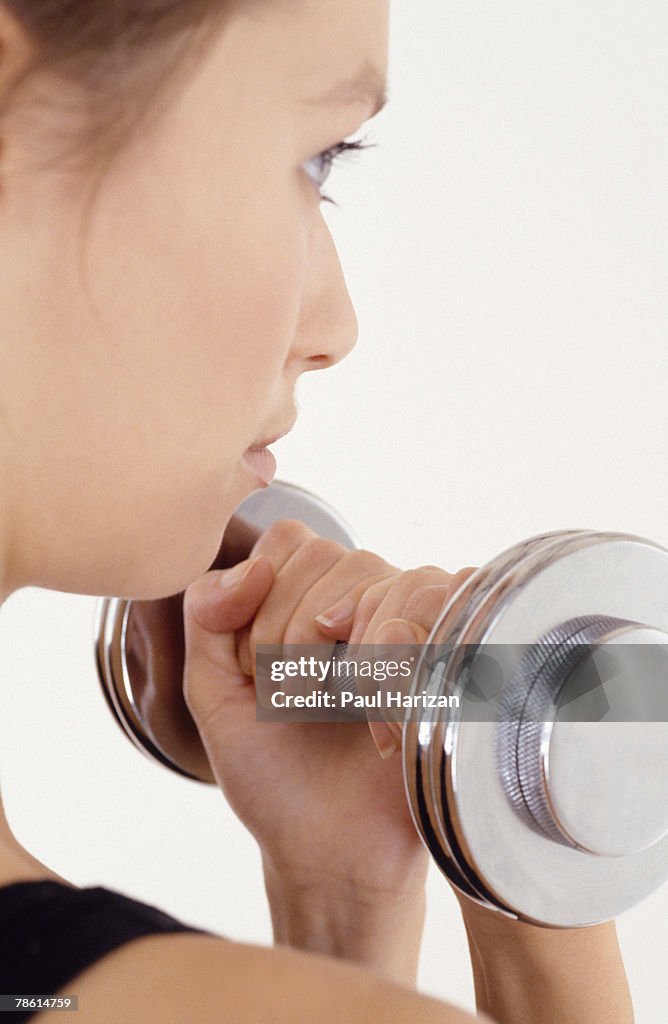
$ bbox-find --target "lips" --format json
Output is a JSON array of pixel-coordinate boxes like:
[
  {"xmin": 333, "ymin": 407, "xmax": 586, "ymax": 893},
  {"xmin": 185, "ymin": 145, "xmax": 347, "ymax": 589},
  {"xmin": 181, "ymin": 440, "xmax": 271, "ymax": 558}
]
[
  {"xmin": 242, "ymin": 446, "xmax": 277, "ymax": 485},
  {"xmin": 242, "ymin": 415, "xmax": 297, "ymax": 486}
]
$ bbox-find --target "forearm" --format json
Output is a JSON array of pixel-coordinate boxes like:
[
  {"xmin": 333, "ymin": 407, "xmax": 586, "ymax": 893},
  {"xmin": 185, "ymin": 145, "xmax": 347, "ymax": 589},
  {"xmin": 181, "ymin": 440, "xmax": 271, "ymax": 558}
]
[
  {"xmin": 457, "ymin": 894, "xmax": 635, "ymax": 1024},
  {"xmin": 263, "ymin": 858, "xmax": 427, "ymax": 988}
]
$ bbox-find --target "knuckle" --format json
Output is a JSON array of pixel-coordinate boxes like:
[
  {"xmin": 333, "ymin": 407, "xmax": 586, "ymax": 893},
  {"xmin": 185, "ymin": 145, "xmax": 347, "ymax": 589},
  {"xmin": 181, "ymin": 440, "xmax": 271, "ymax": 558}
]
[
  {"xmin": 282, "ymin": 619, "xmax": 316, "ymax": 646},
  {"xmin": 416, "ymin": 563, "xmax": 447, "ymax": 576},
  {"xmin": 404, "ymin": 565, "xmax": 453, "ymax": 591},
  {"xmin": 399, "ymin": 568, "xmax": 424, "ymax": 587},
  {"xmin": 294, "ymin": 536, "xmax": 345, "ymax": 564},
  {"xmin": 400, "ymin": 566, "xmax": 441, "ymax": 588},
  {"xmin": 342, "ymin": 548, "xmax": 395, "ymax": 574},
  {"xmin": 260, "ymin": 518, "xmax": 316, "ymax": 549},
  {"xmin": 402, "ymin": 584, "xmax": 449, "ymax": 620}
]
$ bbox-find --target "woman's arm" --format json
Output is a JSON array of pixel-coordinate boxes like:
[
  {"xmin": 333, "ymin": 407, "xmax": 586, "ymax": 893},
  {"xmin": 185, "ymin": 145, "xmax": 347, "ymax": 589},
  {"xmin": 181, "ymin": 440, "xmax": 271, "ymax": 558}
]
[
  {"xmin": 262, "ymin": 859, "xmax": 427, "ymax": 987},
  {"xmin": 263, "ymin": 867, "xmax": 635, "ymax": 1022},
  {"xmin": 313, "ymin": 581, "xmax": 637, "ymax": 1024},
  {"xmin": 457, "ymin": 894, "xmax": 635, "ymax": 1024}
]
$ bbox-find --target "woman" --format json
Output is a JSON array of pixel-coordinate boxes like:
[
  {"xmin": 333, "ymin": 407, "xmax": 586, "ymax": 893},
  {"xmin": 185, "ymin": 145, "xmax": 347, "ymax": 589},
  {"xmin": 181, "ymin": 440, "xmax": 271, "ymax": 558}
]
[{"xmin": 0, "ymin": 1, "xmax": 635, "ymax": 1021}]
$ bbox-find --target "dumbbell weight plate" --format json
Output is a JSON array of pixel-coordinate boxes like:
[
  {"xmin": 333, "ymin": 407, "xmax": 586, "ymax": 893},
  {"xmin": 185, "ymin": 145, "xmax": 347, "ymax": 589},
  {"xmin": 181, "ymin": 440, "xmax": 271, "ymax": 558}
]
[
  {"xmin": 427, "ymin": 531, "xmax": 668, "ymax": 926},
  {"xmin": 402, "ymin": 529, "xmax": 596, "ymax": 915},
  {"xmin": 420, "ymin": 530, "xmax": 602, "ymax": 914},
  {"xmin": 234, "ymin": 481, "xmax": 361, "ymax": 550}
]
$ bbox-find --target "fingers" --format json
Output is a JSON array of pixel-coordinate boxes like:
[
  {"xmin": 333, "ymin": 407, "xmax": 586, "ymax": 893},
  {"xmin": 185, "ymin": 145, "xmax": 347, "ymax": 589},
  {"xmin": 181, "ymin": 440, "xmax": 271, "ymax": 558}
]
[
  {"xmin": 362, "ymin": 569, "xmax": 479, "ymax": 759},
  {"xmin": 184, "ymin": 510, "xmax": 479, "ymax": 756},
  {"xmin": 317, "ymin": 565, "xmax": 479, "ymax": 643},
  {"xmin": 237, "ymin": 532, "xmax": 346, "ymax": 675},
  {"xmin": 364, "ymin": 573, "xmax": 479, "ymax": 757},
  {"xmin": 239, "ymin": 538, "xmax": 398, "ymax": 674},
  {"xmin": 397, "ymin": 584, "xmax": 454, "ymax": 637},
  {"xmin": 354, "ymin": 571, "xmax": 478, "ymax": 762},
  {"xmin": 368, "ymin": 720, "xmax": 403, "ymax": 759},
  {"xmin": 400, "ymin": 566, "xmax": 478, "ymax": 636},
  {"xmin": 296, "ymin": 557, "xmax": 400, "ymax": 641},
  {"xmin": 314, "ymin": 573, "xmax": 399, "ymax": 639},
  {"xmin": 327, "ymin": 566, "xmax": 454, "ymax": 647},
  {"xmin": 247, "ymin": 518, "xmax": 320, "ymax": 571},
  {"xmin": 182, "ymin": 556, "xmax": 274, "ymax": 731},
  {"xmin": 366, "ymin": 617, "xmax": 430, "ymax": 760},
  {"xmin": 235, "ymin": 518, "xmax": 339, "ymax": 675}
]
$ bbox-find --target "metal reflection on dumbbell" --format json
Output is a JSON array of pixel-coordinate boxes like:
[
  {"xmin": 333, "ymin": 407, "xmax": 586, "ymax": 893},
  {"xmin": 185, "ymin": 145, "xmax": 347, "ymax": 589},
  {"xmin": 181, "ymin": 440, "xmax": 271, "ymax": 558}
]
[
  {"xmin": 94, "ymin": 481, "xmax": 668, "ymax": 927},
  {"xmin": 403, "ymin": 530, "xmax": 668, "ymax": 927}
]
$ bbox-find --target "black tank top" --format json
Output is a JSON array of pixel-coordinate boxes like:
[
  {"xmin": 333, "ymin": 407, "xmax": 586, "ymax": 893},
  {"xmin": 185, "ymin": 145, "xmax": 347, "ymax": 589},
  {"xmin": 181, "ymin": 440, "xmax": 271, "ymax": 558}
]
[{"xmin": 0, "ymin": 880, "xmax": 211, "ymax": 1021}]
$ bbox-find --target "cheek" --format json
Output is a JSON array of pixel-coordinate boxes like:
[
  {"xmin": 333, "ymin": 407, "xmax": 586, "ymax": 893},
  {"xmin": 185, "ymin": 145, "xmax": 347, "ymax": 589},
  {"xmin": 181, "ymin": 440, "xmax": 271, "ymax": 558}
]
[
  {"xmin": 83, "ymin": 159, "xmax": 307, "ymax": 456},
  {"xmin": 51, "ymin": 128, "xmax": 312, "ymax": 594},
  {"xmin": 207, "ymin": 208, "xmax": 307, "ymax": 411}
]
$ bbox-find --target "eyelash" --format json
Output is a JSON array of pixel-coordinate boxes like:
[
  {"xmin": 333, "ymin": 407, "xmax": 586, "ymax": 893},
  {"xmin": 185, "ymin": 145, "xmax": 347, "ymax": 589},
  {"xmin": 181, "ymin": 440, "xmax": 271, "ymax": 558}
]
[{"xmin": 303, "ymin": 134, "xmax": 375, "ymax": 206}]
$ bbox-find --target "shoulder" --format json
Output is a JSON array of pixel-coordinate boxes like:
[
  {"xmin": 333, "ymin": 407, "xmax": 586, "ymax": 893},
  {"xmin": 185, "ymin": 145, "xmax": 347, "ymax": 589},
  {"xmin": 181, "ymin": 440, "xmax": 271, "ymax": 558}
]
[{"xmin": 47, "ymin": 930, "xmax": 488, "ymax": 1024}]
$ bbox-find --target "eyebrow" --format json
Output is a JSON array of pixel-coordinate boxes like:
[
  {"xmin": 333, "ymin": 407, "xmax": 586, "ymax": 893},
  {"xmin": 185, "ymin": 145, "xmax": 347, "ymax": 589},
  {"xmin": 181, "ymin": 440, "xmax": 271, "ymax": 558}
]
[{"xmin": 305, "ymin": 62, "xmax": 389, "ymax": 119}]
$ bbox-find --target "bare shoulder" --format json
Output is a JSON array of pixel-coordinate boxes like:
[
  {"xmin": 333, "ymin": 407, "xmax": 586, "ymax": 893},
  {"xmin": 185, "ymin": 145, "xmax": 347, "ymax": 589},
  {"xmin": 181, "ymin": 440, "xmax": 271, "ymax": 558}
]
[{"xmin": 37, "ymin": 930, "xmax": 488, "ymax": 1024}]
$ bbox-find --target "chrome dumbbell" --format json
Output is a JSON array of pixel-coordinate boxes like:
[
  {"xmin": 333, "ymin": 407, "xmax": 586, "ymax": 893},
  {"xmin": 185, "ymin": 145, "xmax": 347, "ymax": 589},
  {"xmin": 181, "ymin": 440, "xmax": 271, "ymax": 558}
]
[{"xmin": 95, "ymin": 480, "xmax": 668, "ymax": 928}]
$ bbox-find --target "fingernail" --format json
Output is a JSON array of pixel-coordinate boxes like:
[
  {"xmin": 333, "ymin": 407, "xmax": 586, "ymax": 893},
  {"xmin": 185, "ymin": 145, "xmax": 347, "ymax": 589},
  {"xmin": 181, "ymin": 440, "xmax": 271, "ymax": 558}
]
[
  {"xmin": 374, "ymin": 619, "xmax": 418, "ymax": 645},
  {"xmin": 315, "ymin": 596, "xmax": 356, "ymax": 628},
  {"xmin": 219, "ymin": 558, "xmax": 258, "ymax": 589},
  {"xmin": 371, "ymin": 723, "xmax": 400, "ymax": 760}
]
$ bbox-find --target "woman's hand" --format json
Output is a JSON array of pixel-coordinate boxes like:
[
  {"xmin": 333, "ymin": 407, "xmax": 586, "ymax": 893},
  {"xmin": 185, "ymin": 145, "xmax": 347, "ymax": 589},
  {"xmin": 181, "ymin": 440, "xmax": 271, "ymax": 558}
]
[
  {"xmin": 181, "ymin": 520, "xmax": 472, "ymax": 980},
  {"xmin": 182, "ymin": 518, "xmax": 430, "ymax": 895}
]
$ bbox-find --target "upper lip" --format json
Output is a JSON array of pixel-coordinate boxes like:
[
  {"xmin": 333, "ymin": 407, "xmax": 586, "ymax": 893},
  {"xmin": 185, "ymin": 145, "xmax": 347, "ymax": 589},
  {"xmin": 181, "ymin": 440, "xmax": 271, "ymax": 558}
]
[{"xmin": 249, "ymin": 416, "xmax": 297, "ymax": 450}]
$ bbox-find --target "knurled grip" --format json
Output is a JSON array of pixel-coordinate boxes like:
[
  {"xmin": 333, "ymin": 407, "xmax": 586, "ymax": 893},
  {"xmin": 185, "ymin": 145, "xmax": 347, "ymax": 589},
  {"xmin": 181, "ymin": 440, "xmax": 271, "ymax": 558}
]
[{"xmin": 498, "ymin": 615, "xmax": 638, "ymax": 845}]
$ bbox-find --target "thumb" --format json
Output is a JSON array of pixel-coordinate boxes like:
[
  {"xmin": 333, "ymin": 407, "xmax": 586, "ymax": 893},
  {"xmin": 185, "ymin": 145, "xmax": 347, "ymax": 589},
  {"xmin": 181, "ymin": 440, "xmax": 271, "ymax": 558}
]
[
  {"xmin": 367, "ymin": 617, "xmax": 429, "ymax": 760},
  {"xmin": 183, "ymin": 555, "xmax": 274, "ymax": 725},
  {"xmin": 185, "ymin": 555, "xmax": 274, "ymax": 634}
]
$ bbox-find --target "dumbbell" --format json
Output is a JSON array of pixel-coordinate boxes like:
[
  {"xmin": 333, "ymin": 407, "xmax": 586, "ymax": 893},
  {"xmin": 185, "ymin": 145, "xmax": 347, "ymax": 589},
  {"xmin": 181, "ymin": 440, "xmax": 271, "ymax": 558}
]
[{"xmin": 95, "ymin": 480, "xmax": 668, "ymax": 928}]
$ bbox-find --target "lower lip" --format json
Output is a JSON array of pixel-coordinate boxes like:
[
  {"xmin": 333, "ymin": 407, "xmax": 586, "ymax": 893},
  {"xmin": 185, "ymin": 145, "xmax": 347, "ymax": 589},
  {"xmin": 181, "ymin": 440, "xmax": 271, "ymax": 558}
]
[{"xmin": 242, "ymin": 446, "xmax": 277, "ymax": 485}]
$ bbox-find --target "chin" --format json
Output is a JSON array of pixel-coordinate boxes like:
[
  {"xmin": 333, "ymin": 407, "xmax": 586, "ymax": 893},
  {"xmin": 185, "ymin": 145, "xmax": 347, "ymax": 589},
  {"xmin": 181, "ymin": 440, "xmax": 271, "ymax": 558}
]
[
  {"xmin": 106, "ymin": 518, "xmax": 230, "ymax": 602},
  {"xmin": 97, "ymin": 474, "xmax": 247, "ymax": 601},
  {"xmin": 141, "ymin": 535, "xmax": 230, "ymax": 601}
]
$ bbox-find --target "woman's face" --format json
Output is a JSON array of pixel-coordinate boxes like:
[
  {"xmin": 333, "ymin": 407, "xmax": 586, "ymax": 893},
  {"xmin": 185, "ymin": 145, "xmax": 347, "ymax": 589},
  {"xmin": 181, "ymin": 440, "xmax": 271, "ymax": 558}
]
[{"xmin": 0, "ymin": 0, "xmax": 389, "ymax": 598}]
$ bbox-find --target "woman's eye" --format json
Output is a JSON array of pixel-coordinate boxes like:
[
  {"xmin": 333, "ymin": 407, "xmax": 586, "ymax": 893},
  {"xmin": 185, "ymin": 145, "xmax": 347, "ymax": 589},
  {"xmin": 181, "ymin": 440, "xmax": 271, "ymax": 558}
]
[{"xmin": 302, "ymin": 135, "xmax": 375, "ymax": 206}]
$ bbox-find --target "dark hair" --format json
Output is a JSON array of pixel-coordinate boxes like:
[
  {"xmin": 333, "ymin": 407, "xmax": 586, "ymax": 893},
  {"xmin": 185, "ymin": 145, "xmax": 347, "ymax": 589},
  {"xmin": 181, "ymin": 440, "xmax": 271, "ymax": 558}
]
[{"xmin": 0, "ymin": 1, "xmax": 228, "ymax": 174}]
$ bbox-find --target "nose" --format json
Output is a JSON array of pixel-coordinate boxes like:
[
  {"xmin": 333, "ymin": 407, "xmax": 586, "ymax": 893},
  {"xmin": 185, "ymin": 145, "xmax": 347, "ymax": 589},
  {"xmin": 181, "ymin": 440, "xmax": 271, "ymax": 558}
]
[{"xmin": 289, "ymin": 220, "xmax": 359, "ymax": 372}]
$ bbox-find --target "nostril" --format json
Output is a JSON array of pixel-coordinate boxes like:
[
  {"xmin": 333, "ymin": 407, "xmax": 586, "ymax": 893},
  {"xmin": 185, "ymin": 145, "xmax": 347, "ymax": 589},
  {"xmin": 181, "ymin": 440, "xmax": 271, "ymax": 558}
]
[{"xmin": 308, "ymin": 353, "xmax": 334, "ymax": 368}]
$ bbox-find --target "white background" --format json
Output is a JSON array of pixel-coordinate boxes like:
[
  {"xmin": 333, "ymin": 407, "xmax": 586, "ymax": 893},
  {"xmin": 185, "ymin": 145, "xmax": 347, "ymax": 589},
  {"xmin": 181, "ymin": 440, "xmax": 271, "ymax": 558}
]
[{"xmin": 1, "ymin": 1, "xmax": 666, "ymax": 1019}]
